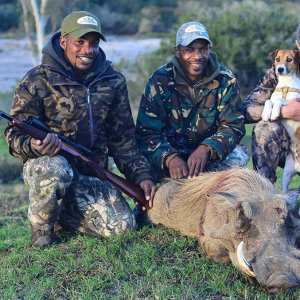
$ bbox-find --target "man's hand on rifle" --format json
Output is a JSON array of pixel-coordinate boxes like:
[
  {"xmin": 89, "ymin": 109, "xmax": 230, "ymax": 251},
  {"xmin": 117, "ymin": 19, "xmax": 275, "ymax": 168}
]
[
  {"xmin": 31, "ymin": 133, "xmax": 62, "ymax": 157},
  {"xmin": 139, "ymin": 179, "xmax": 157, "ymax": 209}
]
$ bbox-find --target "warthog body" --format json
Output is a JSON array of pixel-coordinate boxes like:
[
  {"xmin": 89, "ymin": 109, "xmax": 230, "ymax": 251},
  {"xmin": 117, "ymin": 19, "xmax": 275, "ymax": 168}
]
[{"xmin": 147, "ymin": 168, "xmax": 300, "ymax": 292}]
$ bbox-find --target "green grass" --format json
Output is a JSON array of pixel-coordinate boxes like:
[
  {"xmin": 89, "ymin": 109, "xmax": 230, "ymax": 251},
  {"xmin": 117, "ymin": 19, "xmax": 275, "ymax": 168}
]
[
  {"xmin": 1, "ymin": 218, "xmax": 300, "ymax": 299},
  {"xmin": 1, "ymin": 118, "xmax": 300, "ymax": 298},
  {"xmin": 1, "ymin": 216, "xmax": 300, "ymax": 299}
]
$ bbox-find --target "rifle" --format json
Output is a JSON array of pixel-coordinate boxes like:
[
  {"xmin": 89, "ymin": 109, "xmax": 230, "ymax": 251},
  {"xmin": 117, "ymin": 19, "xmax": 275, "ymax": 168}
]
[{"xmin": 0, "ymin": 110, "xmax": 149, "ymax": 209}]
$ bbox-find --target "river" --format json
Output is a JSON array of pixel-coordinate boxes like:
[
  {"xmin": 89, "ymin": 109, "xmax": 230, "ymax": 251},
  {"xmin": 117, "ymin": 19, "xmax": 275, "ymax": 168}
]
[{"xmin": 0, "ymin": 36, "xmax": 161, "ymax": 92}]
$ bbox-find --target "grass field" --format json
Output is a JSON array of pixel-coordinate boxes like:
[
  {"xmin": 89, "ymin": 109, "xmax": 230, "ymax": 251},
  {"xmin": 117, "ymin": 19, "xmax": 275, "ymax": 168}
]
[{"xmin": 1, "ymin": 101, "xmax": 300, "ymax": 298}]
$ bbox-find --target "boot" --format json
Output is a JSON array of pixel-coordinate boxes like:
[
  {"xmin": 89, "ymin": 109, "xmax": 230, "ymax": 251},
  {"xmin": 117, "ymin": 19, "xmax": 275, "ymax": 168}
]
[
  {"xmin": 31, "ymin": 225, "xmax": 60, "ymax": 248},
  {"xmin": 133, "ymin": 204, "xmax": 148, "ymax": 228}
]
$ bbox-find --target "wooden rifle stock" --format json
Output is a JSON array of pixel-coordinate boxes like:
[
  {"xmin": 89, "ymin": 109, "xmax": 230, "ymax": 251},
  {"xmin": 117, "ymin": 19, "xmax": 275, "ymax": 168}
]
[{"xmin": 0, "ymin": 111, "xmax": 148, "ymax": 209}]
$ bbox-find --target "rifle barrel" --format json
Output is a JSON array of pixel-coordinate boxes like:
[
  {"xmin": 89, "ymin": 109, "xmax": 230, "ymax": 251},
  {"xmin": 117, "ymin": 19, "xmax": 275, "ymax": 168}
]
[{"xmin": 0, "ymin": 110, "xmax": 13, "ymax": 122}]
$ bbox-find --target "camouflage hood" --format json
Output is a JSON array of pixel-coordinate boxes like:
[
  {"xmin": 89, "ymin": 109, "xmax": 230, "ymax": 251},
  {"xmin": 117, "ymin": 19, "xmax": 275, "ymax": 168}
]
[
  {"xmin": 41, "ymin": 31, "xmax": 111, "ymax": 84},
  {"xmin": 136, "ymin": 53, "xmax": 245, "ymax": 172},
  {"xmin": 5, "ymin": 31, "xmax": 153, "ymax": 184},
  {"xmin": 171, "ymin": 52, "xmax": 220, "ymax": 87}
]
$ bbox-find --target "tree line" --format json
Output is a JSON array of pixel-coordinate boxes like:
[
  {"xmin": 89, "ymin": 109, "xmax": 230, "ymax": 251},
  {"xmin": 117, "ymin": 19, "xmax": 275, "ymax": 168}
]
[{"xmin": 1, "ymin": 0, "xmax": 299, "ymax": 95}]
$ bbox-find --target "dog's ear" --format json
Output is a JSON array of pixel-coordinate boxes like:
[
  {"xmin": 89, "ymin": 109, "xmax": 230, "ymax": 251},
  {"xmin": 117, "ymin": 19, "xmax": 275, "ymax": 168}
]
[{"xmin": 269, "ymin": 49, "xmax": 279, "ymax": 61}]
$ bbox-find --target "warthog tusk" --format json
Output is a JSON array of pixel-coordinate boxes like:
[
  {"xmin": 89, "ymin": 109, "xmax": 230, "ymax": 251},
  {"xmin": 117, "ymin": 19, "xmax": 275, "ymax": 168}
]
[{"xmin": 237, "ymin": 241, "xmax": 255, "ymax": 277}]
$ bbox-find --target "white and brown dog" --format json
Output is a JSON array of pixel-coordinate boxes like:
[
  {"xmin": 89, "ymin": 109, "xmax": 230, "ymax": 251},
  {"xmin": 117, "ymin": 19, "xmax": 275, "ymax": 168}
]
[{"xmin": 261, "ymin": 49, "xmax": 300, "ymax": 192}]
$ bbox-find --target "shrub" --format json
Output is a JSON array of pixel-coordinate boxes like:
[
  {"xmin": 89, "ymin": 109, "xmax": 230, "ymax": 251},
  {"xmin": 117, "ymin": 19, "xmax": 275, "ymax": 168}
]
[
  {"xmin": 0, "ymin": 2, "xmax": 21, "ymax": 32},
  {"xmin": 175, "ymin": 0, "xmax": 299, "ymax": 94}
]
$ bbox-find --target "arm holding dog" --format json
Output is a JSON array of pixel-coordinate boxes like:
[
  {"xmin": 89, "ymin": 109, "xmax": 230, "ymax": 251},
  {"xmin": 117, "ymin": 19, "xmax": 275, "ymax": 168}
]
[
  {"xmin": 244, "ymin": 30, "xmax": 300, "ymax": 123},
  {"xmin": 242, "ymin": 67, "xmax": 278, "ymax": 123},
  {"xmin": 280, "ymin": 98, "xmax": 300, "ymax": 121}
]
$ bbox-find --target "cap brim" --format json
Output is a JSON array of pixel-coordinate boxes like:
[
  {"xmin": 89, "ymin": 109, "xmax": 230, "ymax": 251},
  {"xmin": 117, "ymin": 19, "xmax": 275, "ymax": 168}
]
[
  {"xmin": 178, "ymin": 36, "xmax": 211, "ymax": 46},
  {"xmin": 68, "ymin": 28, "xmax": 107, "ymax": 42}
]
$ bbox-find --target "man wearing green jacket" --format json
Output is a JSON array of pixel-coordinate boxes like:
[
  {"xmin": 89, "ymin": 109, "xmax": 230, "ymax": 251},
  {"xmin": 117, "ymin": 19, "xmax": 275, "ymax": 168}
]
[
  {"xmin": 4, "ymin": 11, "xmax": 156, "ymax": 247},
  {"xmin": 135, "ymin": 21, "xmax": 246, "ymax": 180}
]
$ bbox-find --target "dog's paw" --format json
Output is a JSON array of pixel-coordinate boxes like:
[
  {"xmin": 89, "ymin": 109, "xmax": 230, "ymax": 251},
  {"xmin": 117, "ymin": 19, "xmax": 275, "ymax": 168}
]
[
  {"xmin": 270, "ymin": 114, "xmax": 280, "ymax": 121},
  {"xmin": 261, "ymin": 111, "xmax": 271, "ymax": 122},
  {"xmin": 270, "ymin": 107, "xmax": 281, "ymax": 121},
  {"xmin": 261, "ymin": 100, "xmax": 273, "ymax": 121}
]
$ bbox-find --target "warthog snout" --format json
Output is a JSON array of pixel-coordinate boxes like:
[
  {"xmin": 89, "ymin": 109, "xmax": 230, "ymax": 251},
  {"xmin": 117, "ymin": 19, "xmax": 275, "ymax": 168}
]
[{"xmin": 265, "ymin": 273, "xmax": 299, "ymax": 293}]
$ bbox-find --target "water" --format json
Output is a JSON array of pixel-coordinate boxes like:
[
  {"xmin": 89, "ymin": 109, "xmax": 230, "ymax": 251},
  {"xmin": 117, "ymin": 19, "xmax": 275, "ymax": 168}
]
[{"xmin": 0, "ymin": 36, "xmax": 161, "ymax": 92}]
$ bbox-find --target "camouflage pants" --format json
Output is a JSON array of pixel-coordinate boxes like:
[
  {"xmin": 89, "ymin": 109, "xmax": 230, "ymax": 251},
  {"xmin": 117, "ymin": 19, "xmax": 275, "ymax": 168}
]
[
  {"xmin": 252, "ymin": 120, "xmax": 289, "ymax": 183},
  {"xmin": 23, "ymin": 155, "xmax": 137, "ymax": 237},
  {"xmin": 205, "ymin": 145, "xmax": 249, "ymax": 172}
]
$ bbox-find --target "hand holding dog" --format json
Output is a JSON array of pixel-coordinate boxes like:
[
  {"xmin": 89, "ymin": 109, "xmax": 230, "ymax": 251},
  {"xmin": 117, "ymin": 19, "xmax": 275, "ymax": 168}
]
[{"xmin": 281, "ymin": 98, "xmax": 300, "ymax": 121}]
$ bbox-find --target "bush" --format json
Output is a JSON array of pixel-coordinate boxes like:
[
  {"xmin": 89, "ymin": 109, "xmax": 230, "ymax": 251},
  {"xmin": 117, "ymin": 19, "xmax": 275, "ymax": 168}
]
[
  {"xmin": 175, "ymin": 0, "xmax": 299, "ymax": 94},
  {"xmin": 126, "ymin": 38, "xmax": 173, "ymax": 113},
  {"xmin": 0, "ymin": 2, "xmax": 21, "ymax": 32}
]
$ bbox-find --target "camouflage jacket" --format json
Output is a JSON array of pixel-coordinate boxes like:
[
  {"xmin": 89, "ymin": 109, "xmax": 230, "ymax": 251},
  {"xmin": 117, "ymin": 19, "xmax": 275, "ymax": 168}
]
[
  {"xmin": 135, "ymin": 53, "xmax": 245, "ymax": 170},
  {"xmin": 242, "ymin": 67, "xmax": 277, "ymax": 123},
  {"xmin": 4, "ymin": 32, "xmax": 153, "ymax": 185}
]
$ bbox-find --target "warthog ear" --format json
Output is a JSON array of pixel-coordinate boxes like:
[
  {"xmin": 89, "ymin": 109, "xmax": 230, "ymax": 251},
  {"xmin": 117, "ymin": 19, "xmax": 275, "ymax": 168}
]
[
  {"xmin": 208, "ymin": 193, "xmax": 253, "ymax": 233},
  {"xmin": 235, "ymin": 201, "xmax": 253, "ymax": 233}
]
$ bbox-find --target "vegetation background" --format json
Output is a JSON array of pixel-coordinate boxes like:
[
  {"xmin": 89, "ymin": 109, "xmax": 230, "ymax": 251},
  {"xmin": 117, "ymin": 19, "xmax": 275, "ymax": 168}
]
[{"xmin": 1, "ymin": 0, "xmax": 300, "ymax": 299}]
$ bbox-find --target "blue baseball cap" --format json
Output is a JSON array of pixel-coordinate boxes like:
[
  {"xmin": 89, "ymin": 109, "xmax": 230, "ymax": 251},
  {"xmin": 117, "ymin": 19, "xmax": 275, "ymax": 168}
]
[{"xmin": 176, "ymin": 22, "xmax": 211, "ymax": 46}]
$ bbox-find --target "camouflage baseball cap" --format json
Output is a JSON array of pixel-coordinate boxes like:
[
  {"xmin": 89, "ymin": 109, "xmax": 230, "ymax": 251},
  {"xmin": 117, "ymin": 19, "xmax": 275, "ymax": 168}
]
[
  {"xmin": 61, "ymin": 11, "xmax": 107, "ymax": 41},
  {"xmin": 176, "ymin": 22, "xmax": 211, "ymax": 46}
]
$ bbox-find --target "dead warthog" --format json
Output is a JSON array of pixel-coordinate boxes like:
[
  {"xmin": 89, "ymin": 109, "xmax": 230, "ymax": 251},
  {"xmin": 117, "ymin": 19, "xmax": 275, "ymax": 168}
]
[{"xmin": 147, "ymin": 168, "xmax": 300, "ymax": 292}]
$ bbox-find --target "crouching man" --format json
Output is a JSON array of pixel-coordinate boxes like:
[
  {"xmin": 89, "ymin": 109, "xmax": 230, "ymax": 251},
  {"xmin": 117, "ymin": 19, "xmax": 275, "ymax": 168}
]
[{"xmin": 4, "ymin": 11, "xmax": 156, "ymax": 247}]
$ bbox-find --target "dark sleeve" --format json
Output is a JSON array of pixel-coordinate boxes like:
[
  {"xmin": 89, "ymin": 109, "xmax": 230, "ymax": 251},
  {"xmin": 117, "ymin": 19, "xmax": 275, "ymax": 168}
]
[
  {"xmin": 4, "ymin": 77, "xmax": 44, "ymax": 160},
  {"xmin": 106, "ymin": 75, "xmax": 153, "ymax": 184},
  {"xmin": 135, "ymin": 77, "xmax": 178, "ymax": 170},
  {"xmin": 202, "ymin": 75, "xmax": 245, "ymax": 161},
  {"xmin": 242, "ymin": 67, "xmax": 277, "ymax": 123}
]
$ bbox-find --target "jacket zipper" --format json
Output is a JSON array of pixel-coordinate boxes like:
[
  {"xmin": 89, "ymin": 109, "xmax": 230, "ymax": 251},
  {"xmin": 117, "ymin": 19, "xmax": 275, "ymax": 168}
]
[
  {"xmin": 85, "ymin": 74, "xmax": 116, "ymax": 149},
  {"xmin": 49, "ymin": 69, "xmax": 116, "ymax": 149},
  {"xmin": 86, "ymin": 88, "xmax": 94, "ymax": 148}
]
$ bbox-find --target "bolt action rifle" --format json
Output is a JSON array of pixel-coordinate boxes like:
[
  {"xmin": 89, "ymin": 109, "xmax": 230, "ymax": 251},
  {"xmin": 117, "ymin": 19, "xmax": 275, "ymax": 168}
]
[{"xmin": 0, "ymin": 110, "xmax": 149, "ymax": 209}]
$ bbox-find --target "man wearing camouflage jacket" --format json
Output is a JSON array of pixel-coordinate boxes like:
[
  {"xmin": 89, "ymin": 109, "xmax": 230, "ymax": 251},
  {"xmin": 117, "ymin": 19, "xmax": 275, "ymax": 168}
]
[
  {"xmin": 243, "ymin": 25, "xmax": 300, "ymax": 183},
  {"xmin": 135, "ymin": 22, "xmax": 246, "ymax": 180},
  {"xmin": 4, "ymin": 11, "xmax": 156, "ymax": 247}
]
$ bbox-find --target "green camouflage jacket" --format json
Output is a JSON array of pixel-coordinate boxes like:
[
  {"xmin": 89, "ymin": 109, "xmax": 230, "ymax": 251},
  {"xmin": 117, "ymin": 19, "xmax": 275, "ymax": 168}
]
[
  {"xmin": 242, "ymin": 67, "xmax": 277, "ymax": 123},
  {"xmin": 135, "ymin": 53, "xmax": 245, "ymax": 170},
  {"xmin": 4, "ymin": 32, "xmax": 153, "ymax": 185}
]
